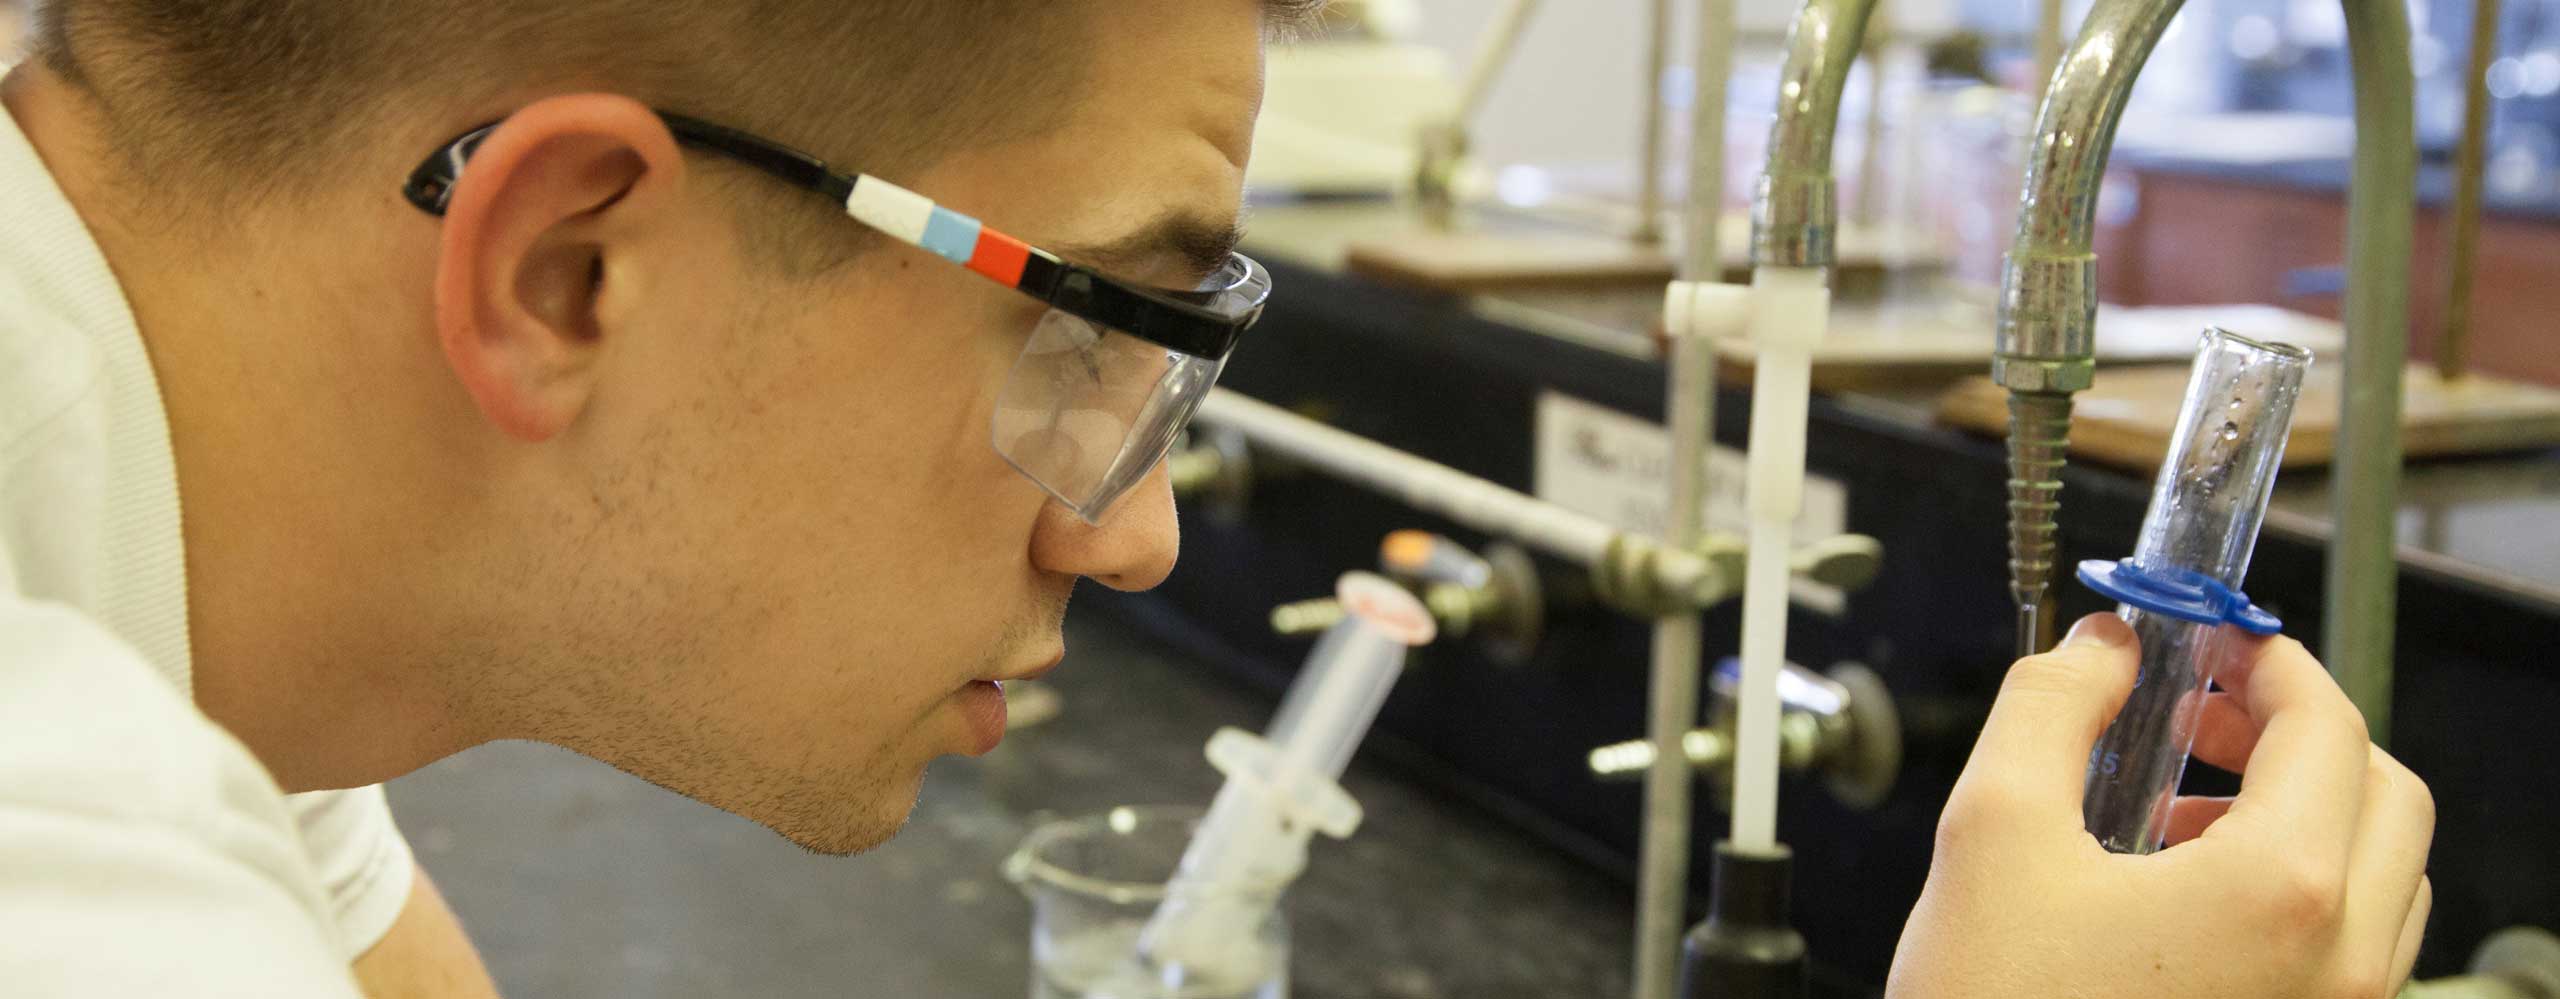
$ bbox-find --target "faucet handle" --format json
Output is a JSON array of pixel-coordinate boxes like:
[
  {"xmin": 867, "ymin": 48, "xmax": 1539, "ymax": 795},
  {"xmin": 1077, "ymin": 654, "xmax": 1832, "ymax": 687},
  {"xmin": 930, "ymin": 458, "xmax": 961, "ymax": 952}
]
[
  {"xmin": 1588, "ymin": 727, "xmax": 1732, "ymax": 779},
  {"xmin": 1271, "ymin": 534, "xmax": 1545, "ymax": 665},
  {"xmin": 1588, "ymin": 661, "xmax": 1900, "ymax": 810},
  {"xmin": 1270, "ymin": 598, "xmax": 1347, "ymax": 637},
  {"xmin": 1680, "ymin": 531, "xmax": 1881, "ymax": 608},
  {"xmin": 1707, "ymin": 657, "xmax": 1848, "ymax": 717},
  {"xmin": 1790, "ymin": 533, "xmax": 1884, "ymax": 593}
]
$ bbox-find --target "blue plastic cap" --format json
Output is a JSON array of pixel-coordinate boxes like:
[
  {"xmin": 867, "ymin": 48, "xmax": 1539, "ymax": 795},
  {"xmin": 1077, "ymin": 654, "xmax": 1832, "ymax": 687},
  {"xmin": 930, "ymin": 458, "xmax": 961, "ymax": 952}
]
[{"xmin": 2075, "ymin": 559, "xmax": 2284, "ymax": 636}]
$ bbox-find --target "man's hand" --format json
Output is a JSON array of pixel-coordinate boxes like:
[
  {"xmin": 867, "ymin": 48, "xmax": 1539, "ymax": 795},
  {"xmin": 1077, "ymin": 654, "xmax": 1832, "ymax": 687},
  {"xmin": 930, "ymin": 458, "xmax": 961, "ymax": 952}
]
[{"xmin": 1887, "ymin": 613, "xmax": 2435, "ymax": 999}]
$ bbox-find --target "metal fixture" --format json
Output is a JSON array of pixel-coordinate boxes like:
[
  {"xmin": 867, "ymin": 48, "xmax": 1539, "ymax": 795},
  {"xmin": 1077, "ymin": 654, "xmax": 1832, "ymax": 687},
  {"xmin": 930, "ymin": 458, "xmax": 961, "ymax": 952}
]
[
  {"xmin": 1689, "ymin": 533, "xmax": 1885, "ymax": 594},
  {"xmin": 2402, "ymin": 926, "xmax": 2560, "ymax": 999},
  {"xmin": 1167, "ymin": 425, "xmax": 1255, "ymax": 521},
  {"xmin": 1268, "ymin": 599, "xmax": 1348, "ymax": 637},
  {"xmin": 1412, "ymin": 0, "xmax": 1544, "ymax": 229},
  {"xmin": 1850, "ymin": 0, "xmax": 1892, "ymax": 229},
  {"xmin": 1686, "ymin": 0, "xmax": 1737, "ymax": 285},
  {"xmin": 1636, "ymin": 0, "xmax": 1674, "ymax": 244},
  {"xmin": 2034, "ymin": 0, "xmax": 2064, "ymax": 102},
  {"xmin": 1410, "ymin": 0, "xmax": 1670, "ymax": 247},
  {"xmin": 1656, "ymin": 0, "xmax": 1879, "ymax": 989},
  {"xmin": 1275, "ymin": 530, "xmax": 1878, "ymax": 656},
  {"xmin": 1386, "ymin": 532, "xmax": 1546, "ymax": 663},
  {"xmin": 1193, "ymin": 389, "xmax": 1738, "ymax": 613},
  {"xmin": 2440, "ymin": 0, "xmax": 2499, "ymax": 383},
  {"xmin": 1270, "ymin": 531, "xmax": 1547, "ymax": 666},
  {"xmin": 1749, "ymin": 0, "xmax": 1880, "ymax": 272},
  {"xmin": 1722, "ymin": 0, "xmax": 1882, "ymax": 857},
  {"xmin": 1635, "ymin": 0, "xmax": 1740, "ymax": 986},
  {"xmin": 1990, "ymin": 0, "xmax": 2412, "ymax": 683},
  {"xmin": 1589, "ymin": 661, "xmax": 1901, "ymax": 811},
  {"xmin": 1993, "ymin": 0, "xmax": 2179, "ymax": 659},
  {"xmin": 2324, "ymin": 0, "xmax": 2416, "ymax": 743}
]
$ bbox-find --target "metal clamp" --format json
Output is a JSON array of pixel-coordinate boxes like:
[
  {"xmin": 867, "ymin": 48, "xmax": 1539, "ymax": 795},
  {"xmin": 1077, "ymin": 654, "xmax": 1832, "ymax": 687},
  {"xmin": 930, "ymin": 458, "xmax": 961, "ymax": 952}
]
[
  {"xmin": 1413, "ymin": 120, "xmax": 1468, "ymax": 232},
  {"xmin": 1661, "ymin": 532, "xmax": 1884, "ymax": 610},
  {"xmin": 1272, "ymin": 531, "xmax": 1547, "ymax": 666},
  {"xmin": 1589, "ymin": 530, "xmax": 1882, "ymax": 619},
  {"xmin": 1593, "ymin": 534, "xmax": 1736, "ymax": 617},
  {"xmin": 1587, "ymin": 660, "xmax": 1900, "ymax": 810}
]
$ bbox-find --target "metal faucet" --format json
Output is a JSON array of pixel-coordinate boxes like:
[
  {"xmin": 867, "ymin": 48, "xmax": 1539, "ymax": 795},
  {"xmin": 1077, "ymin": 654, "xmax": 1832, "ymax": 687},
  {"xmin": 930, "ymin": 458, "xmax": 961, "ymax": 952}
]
[
  {"xmin": 1993, "ymin": 0, "xmax": 2413, "ymax": 679},
  {"xmin": 1750, "ymin": 0, "xmax": 1880, "ymax": 272}
]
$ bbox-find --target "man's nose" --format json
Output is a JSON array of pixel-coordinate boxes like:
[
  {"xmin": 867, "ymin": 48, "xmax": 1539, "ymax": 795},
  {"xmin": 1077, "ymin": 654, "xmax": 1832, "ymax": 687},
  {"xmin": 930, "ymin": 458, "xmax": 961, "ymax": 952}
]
[{"xmin": 1028, "ymin": 461, "xmax": 1181, "ymax": 591}]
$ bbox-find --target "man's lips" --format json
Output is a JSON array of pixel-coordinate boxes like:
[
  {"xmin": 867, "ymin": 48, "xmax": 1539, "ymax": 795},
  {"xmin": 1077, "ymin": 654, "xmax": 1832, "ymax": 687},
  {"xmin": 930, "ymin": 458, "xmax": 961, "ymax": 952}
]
[{"xmin": 955, "ymin": 648, "xmax": 1060, "ymax": 756}]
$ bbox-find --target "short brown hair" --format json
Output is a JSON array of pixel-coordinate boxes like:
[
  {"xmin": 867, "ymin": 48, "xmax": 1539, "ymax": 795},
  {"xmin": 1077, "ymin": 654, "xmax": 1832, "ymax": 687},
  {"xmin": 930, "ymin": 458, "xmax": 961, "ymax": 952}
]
[{"xmin": 31, "ymin": 0, "xmax": 1319, "ymax": 264}]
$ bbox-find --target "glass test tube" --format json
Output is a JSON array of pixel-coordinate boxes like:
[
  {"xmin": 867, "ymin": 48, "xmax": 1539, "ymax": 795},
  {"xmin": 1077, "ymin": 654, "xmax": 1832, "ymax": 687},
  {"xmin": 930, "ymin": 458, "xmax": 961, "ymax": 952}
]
[{"xmin": 2082, "ymin": 327, "xmax": 2310, "ymax": 854}]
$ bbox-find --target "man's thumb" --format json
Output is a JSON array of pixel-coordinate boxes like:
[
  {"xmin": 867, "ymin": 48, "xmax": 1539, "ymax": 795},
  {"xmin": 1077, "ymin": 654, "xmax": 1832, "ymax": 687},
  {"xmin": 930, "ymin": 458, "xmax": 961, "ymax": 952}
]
[{"xmin": 1950, "ymin": 613, "xmax": 2142, "ymax": 825}]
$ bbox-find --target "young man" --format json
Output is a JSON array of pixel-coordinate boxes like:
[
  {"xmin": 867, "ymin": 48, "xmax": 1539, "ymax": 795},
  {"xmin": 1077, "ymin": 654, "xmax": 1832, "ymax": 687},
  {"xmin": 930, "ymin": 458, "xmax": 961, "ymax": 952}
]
[{"xmin": 0, "ymin": 1, "xmax": 2429, "ymax": 996}]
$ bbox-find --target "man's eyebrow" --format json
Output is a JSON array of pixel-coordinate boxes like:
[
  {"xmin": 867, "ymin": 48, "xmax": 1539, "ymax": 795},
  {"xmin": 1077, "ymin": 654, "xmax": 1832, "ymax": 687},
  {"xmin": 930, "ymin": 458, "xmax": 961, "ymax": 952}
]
[{"xmin": 1046, "ymin": 209, "xmax": 1249, "ymax": 286}]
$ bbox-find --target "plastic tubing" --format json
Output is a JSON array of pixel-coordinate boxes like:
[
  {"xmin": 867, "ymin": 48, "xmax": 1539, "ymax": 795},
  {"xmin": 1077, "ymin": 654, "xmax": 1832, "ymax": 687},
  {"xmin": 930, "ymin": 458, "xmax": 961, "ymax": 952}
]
[
  {"xmin": 2081, "ymin": 328, "xmax": 2310, "ymax": 853},
  {"xmin": 1730, "ymin": 266, "xmax": 1831, "ymax": 853},
  {"xmin": 1727, "ymin": 0, "xmax": 1876, "ymax": 856}
]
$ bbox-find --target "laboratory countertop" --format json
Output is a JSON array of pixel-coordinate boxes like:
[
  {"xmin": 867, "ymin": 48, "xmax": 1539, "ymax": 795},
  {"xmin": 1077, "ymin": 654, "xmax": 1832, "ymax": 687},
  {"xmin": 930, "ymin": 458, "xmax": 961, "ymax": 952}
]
[
  {"xmin": 2114, "ymin": 146, "xmax": 2560, "ymax": 224},
  {"xmin": 386, "ymin": 611, "xmax": 1634, "ymax": 999},
  {"xmin": 1237, "ymin": 200, "xmax": 2560, "ymax": 611}
]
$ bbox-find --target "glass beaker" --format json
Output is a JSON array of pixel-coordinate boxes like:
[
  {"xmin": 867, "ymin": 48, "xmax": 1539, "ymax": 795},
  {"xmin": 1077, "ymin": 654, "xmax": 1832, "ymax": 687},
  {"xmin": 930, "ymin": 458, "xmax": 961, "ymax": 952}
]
[{"xmin": 1006, "ymin": 806, "xmax": 1289, "ymax": 999}]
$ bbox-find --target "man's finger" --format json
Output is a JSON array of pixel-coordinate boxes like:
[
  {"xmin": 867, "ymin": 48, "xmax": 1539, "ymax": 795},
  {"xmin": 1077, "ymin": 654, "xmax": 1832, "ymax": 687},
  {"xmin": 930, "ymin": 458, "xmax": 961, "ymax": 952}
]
[
  {"xmin": 2344, "ymin": 747, "xmax": 2436, "ymax": 960},
  {"xmin": 2162, "ymin": 795, "xmax": 2233, "ymax": 846},
  {"xmin": 2217, "ymin": 634, "xmax": 2369, "ymax": 873},
  {"xmin": 1957, "ymin": 613, "xmax": 2140, "ymax": 822},
  {"xmin": 2187, "ymin": 691, "xmax": 2257, "ymax": 773},
  {"xmin": 2387, "ymin": 876, "xmax": 2433, "ymax": 995}
]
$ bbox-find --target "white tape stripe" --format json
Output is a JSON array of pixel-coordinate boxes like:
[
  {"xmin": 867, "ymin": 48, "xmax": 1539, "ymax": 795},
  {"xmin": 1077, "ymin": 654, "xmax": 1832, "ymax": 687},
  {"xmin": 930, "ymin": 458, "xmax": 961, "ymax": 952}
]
[{"xmin": 843, "ymin": 176, "xmax": 935, "ymax": 246}]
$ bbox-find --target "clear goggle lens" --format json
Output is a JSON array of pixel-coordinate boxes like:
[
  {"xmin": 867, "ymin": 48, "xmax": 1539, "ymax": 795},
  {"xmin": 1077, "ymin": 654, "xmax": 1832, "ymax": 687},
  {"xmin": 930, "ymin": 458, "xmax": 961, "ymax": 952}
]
[{"xmin": 992, "ymin": 310, "xmax": 1227, "ymax": 523}]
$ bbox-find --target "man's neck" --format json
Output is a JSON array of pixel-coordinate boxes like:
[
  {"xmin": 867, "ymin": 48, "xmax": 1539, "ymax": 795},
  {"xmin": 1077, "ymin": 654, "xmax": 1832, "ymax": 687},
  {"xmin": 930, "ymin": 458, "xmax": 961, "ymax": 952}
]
[{"xmin": 4, "ymin": 65, "xmax": 478, "ymax": 790}]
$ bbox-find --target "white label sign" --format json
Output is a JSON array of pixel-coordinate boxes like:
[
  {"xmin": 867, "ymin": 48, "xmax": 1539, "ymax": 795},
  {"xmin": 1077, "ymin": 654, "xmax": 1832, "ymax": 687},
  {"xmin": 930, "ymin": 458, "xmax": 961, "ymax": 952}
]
[{"xmin": 1533, "ymin": 390, "xmax": 1854, "ymax": 614}]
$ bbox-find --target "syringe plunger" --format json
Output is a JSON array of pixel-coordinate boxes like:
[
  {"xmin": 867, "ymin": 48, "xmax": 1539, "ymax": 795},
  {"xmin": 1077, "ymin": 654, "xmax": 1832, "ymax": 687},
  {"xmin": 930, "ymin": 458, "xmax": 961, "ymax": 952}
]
[{"xmin": 1136, "ymin": 572, "xmax": 1433, "ymax": 977}]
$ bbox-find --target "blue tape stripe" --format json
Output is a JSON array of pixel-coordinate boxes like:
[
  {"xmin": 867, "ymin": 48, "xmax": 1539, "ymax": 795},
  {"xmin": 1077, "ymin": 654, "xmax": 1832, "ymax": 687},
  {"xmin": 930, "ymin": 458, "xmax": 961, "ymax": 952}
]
[{"xmin": 919, "ymin": 208, "xmax": 982, "ymax": 265}]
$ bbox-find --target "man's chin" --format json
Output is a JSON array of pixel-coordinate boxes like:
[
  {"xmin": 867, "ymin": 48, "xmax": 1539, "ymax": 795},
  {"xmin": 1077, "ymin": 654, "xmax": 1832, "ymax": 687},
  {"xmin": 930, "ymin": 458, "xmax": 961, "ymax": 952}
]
[{"xmin": 761, "ymin": 769, "xmax": 926, "ymax": 857}]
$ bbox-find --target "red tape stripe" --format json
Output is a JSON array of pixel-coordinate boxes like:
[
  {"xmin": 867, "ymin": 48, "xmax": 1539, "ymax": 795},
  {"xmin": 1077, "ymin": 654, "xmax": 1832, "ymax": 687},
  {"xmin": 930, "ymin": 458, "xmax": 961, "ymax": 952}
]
[{"xmin": 966, "ymin": 229, "xmax": 1032, "ymax": 286}]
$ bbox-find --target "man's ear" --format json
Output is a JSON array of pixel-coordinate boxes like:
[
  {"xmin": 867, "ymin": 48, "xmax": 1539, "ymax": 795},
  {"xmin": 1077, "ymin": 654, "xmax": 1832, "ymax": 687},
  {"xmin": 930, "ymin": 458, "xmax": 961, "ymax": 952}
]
[{"xmin": 430, "ymin": 93, "xmax": 684, "ymax": 441}]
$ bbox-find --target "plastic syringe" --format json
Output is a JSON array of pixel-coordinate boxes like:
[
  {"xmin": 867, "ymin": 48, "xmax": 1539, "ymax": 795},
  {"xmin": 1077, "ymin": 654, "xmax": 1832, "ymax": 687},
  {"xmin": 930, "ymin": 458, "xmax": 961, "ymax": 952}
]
[{"xmin": 1136, "ymin": 572, "xmax": 1436, "ymax": 977}]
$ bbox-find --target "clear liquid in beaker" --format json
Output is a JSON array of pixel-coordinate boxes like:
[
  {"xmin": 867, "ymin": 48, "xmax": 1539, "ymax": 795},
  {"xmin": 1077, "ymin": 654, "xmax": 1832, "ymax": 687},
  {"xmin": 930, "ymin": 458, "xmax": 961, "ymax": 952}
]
[
  {"xmin": 1033, "ymin": 920, "xmax": 1283, "ymax": 999},
  {"xmin": 1012, "ymin": 806, "xmax": 1289, "ymax": 999}
]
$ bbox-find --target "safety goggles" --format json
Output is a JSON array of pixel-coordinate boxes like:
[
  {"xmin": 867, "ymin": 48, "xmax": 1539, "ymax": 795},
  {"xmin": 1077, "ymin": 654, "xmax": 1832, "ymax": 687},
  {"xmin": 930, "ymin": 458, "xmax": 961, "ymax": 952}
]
[{"xmin": 403, "ymin": 111, "xmax": 1269, "ymax": 523}]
